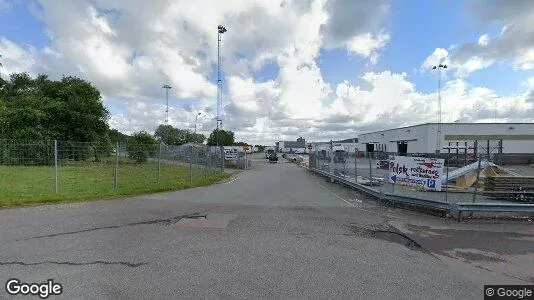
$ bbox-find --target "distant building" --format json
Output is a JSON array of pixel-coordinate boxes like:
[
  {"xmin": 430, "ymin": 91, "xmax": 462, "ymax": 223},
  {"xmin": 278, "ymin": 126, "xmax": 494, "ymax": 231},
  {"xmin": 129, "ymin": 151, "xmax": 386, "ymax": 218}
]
[
  {"xmin": 276, "ymin": 137, "xmax": 306, "ymax": 152},
  {"xmin": 312, "ymin": 139, "xmax": 359, "ymax": 154}
]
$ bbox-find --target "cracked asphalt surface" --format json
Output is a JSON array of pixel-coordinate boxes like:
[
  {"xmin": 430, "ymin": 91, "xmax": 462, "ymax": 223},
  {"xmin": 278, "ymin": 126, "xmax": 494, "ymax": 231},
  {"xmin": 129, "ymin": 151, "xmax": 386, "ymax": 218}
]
[{"xmin": 0, "ymin": 154, "xmax": 532, "ymax": 299}]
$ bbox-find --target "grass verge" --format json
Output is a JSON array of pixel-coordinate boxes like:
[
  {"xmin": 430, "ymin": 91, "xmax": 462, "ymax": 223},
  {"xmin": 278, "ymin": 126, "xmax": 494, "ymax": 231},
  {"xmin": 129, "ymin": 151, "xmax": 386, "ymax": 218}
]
[{"xmin": 0, "ymin": 163, "xmax": 230, "ymax": 208}]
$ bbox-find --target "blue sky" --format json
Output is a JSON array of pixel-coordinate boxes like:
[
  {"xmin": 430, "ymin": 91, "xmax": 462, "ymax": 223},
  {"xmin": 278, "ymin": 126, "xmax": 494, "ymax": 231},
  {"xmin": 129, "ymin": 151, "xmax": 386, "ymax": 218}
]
[{"xmin": 1, "ymin": 0, "xmax": 533, "ymax": 143}]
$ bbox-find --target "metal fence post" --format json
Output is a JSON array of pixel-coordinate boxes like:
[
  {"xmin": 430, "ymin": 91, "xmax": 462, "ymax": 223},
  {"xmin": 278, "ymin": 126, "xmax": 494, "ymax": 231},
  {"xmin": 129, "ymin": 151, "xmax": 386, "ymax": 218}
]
[
  {"xmin": 54, "ymin": 139, "xmax": 58, "ymax": 193},
  {"xmin": 172, "ymin": 146, "xmax": 175, "ymax": 166},
  {"xmin": 157, "ymin": 142, "xmax": 161, "ymax": 184},
  {"xmin": 354, "ymin": 148, "xmax": 358, "ymax": 183},
  {"xmin": 189, "ymin": 145, "xmax": 193, "ymax": 182},
  {"xmin": 220, "ymin": 146, "xmax": 224, "ymax": 173},
  {"xmin": 114, "ymin": 141, "xmax": 119, "ymax": 190},
  {"xmin": 329, "ymin": 142, "xmax": 334, "ymax": 182},
  {"xmin": 471, "ymin": 154, "xmax": 482, "ymax": 203},
  {"xmin": 368, "ymin": 152, "xmax": 373, "ymax": 186},
  {"xmin": 205, "ymin": 149, "xmax": 208, "ymax": 178},
  {"xmin": 445, "ymin": 151, "xmax": 450, "ymax": 203}
]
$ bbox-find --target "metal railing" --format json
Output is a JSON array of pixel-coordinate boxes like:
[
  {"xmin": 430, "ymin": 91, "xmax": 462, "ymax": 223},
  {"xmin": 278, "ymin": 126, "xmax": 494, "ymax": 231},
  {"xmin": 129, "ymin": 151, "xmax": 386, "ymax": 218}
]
[{"xmin": 306, "ymin": 142, "xmax": 534, "ymax": 220}]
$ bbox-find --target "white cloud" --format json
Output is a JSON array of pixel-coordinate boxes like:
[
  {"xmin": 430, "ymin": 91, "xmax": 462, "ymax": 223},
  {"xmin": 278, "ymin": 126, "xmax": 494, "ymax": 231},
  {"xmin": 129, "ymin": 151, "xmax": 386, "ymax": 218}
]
[
  {"xmin": 422, "ymin": 48, "xmax": 493, "ymax": 78},
  {"xmin": 1, "ymin": 0, "xmax": 533, "ymax": 145},
  {"xmin": 0, "ymin": 38, "xmax": 39, "ymax": 77},
  {"xmin": 478, "ymin": 34, "xmax": 489, "ymax": 47},
  {"xmin": 452, "ymin": 0, "xmax": 534, "ymax": 71},
  {"xmin": 346, "ymin": 31, "xmax": 390, "ymax": 64},
  {"xmin": 523, "ymin": 77, "xmax": 534, "ymax": 89},
  {"xmin": 421, "ymin": 48, "xmax": 451, "ymax": 71},
  {"xmin": 320, "ymin": 0, "xmax": 391, "ymax": 64}
]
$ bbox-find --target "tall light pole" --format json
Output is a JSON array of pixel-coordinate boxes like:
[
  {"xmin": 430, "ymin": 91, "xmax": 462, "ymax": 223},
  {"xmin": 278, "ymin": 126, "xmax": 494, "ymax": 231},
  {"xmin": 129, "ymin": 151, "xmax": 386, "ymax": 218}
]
[
  {"xmin": 217, "ymin": 25, "xmax": 227, "ymax": 130},
  {"xmin": 162, "ymin": 84, "xmax": 172, "ymax": 125},
  {"xmin": 194, "ymin": 112, "xmax": 201, "ymax": 134},
  {"xmin": 432, "ymin": 63, "xmax": 447, "ymax": 154}
]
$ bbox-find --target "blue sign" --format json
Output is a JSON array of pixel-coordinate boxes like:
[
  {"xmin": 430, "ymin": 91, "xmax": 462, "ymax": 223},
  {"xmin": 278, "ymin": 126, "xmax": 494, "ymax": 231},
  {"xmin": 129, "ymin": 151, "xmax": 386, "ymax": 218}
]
[
  {"xmin": 426, "ymin": 179, "xmax": 436, "ymax": 189},
  {"xmin": 390, "ymin": 175, "xmax": 397, "ymax": 183}
]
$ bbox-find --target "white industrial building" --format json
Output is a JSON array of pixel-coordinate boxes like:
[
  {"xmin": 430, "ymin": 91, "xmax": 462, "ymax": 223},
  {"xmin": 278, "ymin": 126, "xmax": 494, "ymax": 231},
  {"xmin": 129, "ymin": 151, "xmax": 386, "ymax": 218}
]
[{"xmin": 358, "ymin": 123, "xmax": 534, "ymax": 165}]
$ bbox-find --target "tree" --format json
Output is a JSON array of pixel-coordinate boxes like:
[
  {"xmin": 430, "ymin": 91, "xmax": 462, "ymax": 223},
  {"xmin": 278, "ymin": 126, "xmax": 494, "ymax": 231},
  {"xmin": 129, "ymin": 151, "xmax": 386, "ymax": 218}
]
[
  {"xmin": 207, "ymin": 129, "xmax": 234, "ymax": 146},
  {"xmin": 154, "ymin": 124, "xmax": 206, "ymax": 145},
  {"xmin": 0, "ymin": 73, "xmax": 110, "ymax": 142},
  {"xmin": 109, "ymin": 129, "xmax": 130, "ymax": 143},
  {"xmin": 126, "ymin": 131, "xmax": 157, "ymax": 163}
]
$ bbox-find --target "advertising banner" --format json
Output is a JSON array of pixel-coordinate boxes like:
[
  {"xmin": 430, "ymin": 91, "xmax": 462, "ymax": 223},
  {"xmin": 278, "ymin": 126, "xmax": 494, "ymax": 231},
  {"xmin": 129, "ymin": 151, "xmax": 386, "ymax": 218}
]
[{"xmin": 389, "ymin": 156, "xmax": 444, "ymax": 191}]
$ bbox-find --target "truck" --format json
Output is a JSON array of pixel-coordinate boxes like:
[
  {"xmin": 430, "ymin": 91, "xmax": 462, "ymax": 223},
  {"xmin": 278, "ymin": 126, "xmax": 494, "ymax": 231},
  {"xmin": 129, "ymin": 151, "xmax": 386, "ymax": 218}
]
[
  {"xmin": 265, "ymin": 147, "xmax": 278, "ymax": 163},
  {"xmin": 265, "ymin": 147, "xmax": 276, "ymax": 159}
]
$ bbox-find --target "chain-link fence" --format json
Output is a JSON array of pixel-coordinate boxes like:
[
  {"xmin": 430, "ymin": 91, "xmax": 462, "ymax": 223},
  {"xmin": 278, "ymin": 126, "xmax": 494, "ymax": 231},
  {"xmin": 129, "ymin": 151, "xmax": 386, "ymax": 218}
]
[
  {"xmin": 307, "ymin": 142, "xmax": 534, "ymax": 205},
  {"xmin": 0, "ymin": 140, "xmax": 225, "ymax": 205}
]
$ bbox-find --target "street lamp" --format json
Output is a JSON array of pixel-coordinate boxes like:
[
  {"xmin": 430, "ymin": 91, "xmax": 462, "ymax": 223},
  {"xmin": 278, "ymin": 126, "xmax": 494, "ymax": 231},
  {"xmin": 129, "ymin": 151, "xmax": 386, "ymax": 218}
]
[
  {"xmin": 432, "ymin": 63, "xmax": 448, "ymax": 154},
  {"xmin": 216, "ymin": 25, "xmax": 227, "ymax": 151},
  {"xmin": 162, "ymin": 84, "xmax": 172, "ymax": 125},
  {"xmin": 216, "ymin": 25, "xmax": 227, "ymax": 130},
  {"xmin": 194, "ymin": 112, "xmax": 202, "ymax": 134}
]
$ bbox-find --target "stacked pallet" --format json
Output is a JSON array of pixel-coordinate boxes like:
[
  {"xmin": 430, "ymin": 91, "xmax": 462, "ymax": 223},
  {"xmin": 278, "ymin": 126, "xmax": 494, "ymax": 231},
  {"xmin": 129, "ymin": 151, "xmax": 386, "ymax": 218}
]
[
  {"xmin": 484, "ymin": 176, "xmax": 534, "ymax": 203},
  {"xmin": 485, "ymin": 176, "xmax": 534, "ymax": 191}
]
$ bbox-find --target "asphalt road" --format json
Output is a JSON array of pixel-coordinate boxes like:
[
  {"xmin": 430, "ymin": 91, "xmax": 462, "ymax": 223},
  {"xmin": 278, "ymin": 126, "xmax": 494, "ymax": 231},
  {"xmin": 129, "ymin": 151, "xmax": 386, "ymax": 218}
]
[{"xmin": 0, "ymin": 154, "xmax": 532, "ymax": 299}]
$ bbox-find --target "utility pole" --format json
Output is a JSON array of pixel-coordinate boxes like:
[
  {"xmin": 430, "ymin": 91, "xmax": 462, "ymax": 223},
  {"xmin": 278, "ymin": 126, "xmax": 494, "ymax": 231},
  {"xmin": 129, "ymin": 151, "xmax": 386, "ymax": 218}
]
[
  {"xmin": 162, "ymin": 84, "xmax": 172, "ymax": 125},
  {"xmin": 194, "ymin": 112, "xmax": 201, "ymax": 134},
  {"xmin": 217, "ymin": 25, "xmax": 227, "ymax": 130},
  {"xmin": 216, "ymin": 25, "xmax": 227, "ymax": 150},
  {"xmin": 432, "ymin": 62, "xmax": 448, "ymax": 155}
]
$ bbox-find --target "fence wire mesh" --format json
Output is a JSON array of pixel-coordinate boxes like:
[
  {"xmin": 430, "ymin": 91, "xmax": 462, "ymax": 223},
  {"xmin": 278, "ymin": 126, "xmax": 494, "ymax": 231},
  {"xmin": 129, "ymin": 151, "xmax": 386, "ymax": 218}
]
[
  {"xmin": 0, "ymin": 140, "xmax": 225, "ymax": 204},
  {"xmin": 307, "ymin": 142, "xmax": 513, "ymax": 205}
]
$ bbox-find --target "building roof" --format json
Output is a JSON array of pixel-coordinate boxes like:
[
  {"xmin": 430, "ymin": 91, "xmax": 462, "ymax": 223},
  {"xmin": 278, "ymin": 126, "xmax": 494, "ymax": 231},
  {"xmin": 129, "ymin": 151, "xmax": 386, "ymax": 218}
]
[{"xmin": 359, "ymin": 122, "xmax": 534, "ymax": 136}]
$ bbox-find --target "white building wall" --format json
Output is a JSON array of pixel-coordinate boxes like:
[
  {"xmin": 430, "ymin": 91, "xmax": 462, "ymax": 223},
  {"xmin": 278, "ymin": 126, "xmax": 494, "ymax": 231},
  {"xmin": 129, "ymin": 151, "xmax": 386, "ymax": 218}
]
[
  {"xmin": 502, "ymin": 141, "xmax": 534, "ymax": 153},
  {"xmin": 440, "ymin": 123, "xmax": 534, "ymax": 154},
  {"xmin": 359, "ymin": 123, "xmax": 534, "ymax": 154},
  {"xmin": 358, "ymin": 124, "xmax": 429, "ymax": 153}
]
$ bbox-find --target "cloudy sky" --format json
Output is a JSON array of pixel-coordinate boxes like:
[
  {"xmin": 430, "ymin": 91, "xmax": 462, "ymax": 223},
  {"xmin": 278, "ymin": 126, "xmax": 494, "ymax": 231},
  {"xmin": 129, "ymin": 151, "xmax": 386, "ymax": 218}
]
[{"xmin": 1, "ymin": 0, "xmax": 533, "ymax": 145}]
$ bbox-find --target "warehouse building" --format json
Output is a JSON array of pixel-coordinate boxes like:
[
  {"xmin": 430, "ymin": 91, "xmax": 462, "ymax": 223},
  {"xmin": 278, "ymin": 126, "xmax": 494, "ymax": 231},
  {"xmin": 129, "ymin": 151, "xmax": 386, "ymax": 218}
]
[
  {"xmin": 358, "ymin": 123, "xmax": 534, "ymax": 165},
  {"xmin": 312, "ymin": 138, "xmax": 359, "ymax": 154},
  {"xmin": 276, "ymin": 137, "xmax": 306, "ymax": 152}
]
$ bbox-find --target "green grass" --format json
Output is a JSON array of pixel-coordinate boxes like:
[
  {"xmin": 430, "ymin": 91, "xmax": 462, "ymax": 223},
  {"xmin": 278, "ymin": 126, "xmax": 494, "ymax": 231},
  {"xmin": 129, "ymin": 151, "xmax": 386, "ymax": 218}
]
[{"xmin": 0, "ymin": 162, "xmax": 230, "ymax": 208}]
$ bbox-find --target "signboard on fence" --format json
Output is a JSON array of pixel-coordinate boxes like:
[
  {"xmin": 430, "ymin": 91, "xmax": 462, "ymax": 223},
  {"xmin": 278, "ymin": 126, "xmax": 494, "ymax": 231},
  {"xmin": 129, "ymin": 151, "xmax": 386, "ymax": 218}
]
[{"xmin": 389, "ymin": 156, "xmax": 444, "ymax": 191}]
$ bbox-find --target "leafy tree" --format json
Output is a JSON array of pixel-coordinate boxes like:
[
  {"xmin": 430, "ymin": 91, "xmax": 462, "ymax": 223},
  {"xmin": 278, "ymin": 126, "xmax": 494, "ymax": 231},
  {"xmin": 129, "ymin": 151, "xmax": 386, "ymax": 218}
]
[
  {"xmin": 109, "ymin": 129, "xmax": 130, "ymax": 143},
  {"xmin": 154, "ymin": 124, "xmax": 206, "ymax": 145},
  {"xmin": 126, "ymin": 131, "xmax": 158, "ymax": 163},
  {"xmin": 0, "ymin": 73, "xmax": 109, "ymax": 142},
  {"xmin": 207, "ymin": 129, "xmax": 234, "ymax": 146}
]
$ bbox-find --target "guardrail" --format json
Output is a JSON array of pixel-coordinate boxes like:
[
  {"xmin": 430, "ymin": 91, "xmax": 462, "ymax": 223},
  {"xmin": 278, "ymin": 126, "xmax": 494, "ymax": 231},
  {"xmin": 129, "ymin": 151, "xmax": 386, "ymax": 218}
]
[
  {"xmin": 456, "ymin": 203, "xmax": 534, "ymax": 221},
  {"xmin": 385, "ymin": 194, "xmax": 451, "ymax": 211},
  {"xmin": 309, "ymin": 167, "xmax": 450, "ymax": 213}
]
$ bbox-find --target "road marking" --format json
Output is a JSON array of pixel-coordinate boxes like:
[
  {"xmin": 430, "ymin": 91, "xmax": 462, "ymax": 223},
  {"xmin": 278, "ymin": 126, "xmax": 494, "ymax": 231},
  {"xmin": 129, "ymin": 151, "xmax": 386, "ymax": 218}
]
[
  {"xmin": 316, "ymin": 182, "xmax": 355, "ymax": 207},
  {"xmin": 224, "ymin": 176, "xmax": 239, "ymax": 184}
]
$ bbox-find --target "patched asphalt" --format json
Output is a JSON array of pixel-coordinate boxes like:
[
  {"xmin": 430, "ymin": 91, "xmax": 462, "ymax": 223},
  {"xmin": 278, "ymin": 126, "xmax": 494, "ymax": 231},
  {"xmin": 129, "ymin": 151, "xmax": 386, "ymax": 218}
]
[{"xmin": 0, "ymin": 154, "xmax": 531, "ymax": 299}]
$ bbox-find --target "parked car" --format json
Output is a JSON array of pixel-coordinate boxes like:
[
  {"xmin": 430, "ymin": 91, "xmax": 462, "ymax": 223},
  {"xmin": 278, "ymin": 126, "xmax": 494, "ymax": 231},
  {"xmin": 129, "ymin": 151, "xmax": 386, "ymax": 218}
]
[
  {"xmin": 268, "ymin": 152, "xmax": 279, "ymax": 163},
  {"xmin": 265, "ymin": 147, "xmax": 275, "ymax": 159},
  {"xmin": 294, "ymin": 148, "xmax": 306, "ymax": 154}
]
